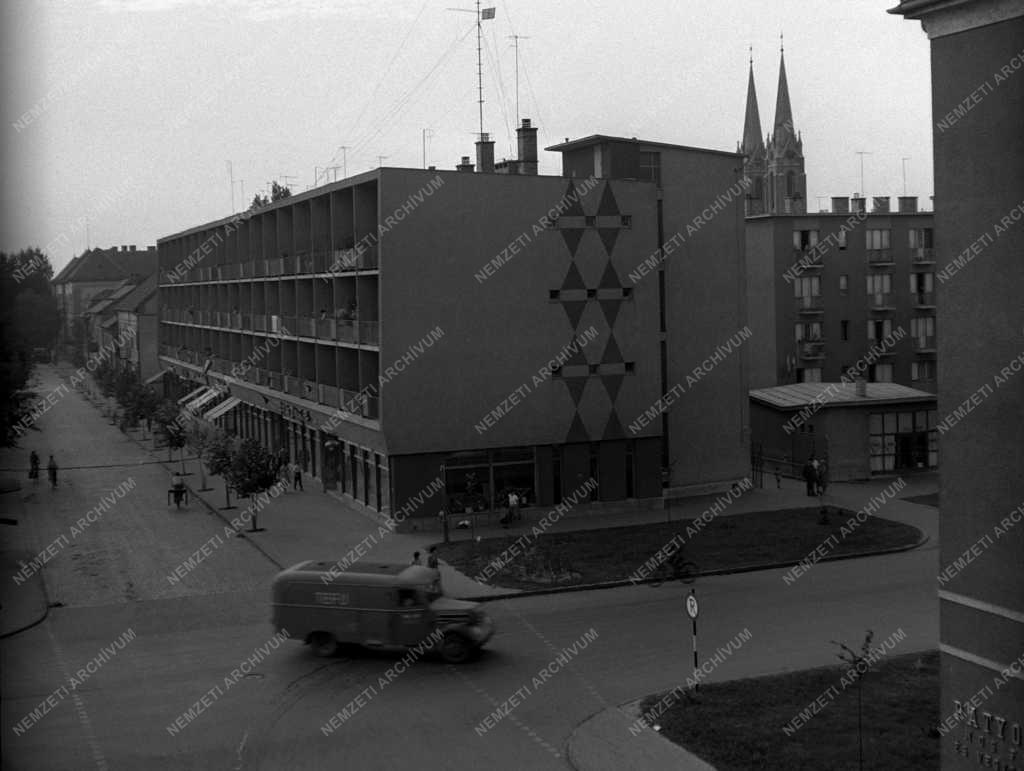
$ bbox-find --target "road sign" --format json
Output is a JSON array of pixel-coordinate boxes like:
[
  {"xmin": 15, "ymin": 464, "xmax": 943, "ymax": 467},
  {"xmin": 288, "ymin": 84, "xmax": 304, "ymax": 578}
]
[{"xmin": 686, "ymin": 591, "xmax": 699, "ymax": 619}]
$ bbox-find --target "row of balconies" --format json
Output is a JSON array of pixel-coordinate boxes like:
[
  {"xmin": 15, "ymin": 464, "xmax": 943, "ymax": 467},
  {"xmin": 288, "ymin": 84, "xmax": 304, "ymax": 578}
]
[
  {"xmin": 797, "ymin": 335, "xmax": 937, "ymax": 360},
  {"xmin": 794, "ymin": 247, "xmax": 934, "ymax": 267},
  {"xmin": 161, "ymin": 309, "xmax": 379, "ymax": 346},
  {"xmin": 795, "ymin": 291, "xmax": 935, "ymax": 314},
  {"xmin": 159, "ymin": 345, "xmax": 380, "ymax": 419},
  {"xmin": 162, "ymin": 247, "xmax": 379, "ymax": 285}
]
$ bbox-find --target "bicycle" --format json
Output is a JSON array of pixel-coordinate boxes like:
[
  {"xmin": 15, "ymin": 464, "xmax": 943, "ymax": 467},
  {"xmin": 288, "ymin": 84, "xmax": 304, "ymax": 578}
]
[{"xmin": 647, "ymin": 549, "xmax": 698, "ymax": 587}]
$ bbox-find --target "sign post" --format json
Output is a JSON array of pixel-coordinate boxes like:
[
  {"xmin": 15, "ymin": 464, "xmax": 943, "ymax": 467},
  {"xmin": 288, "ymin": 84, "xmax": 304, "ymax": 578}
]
[{"xmin": 685, "ymin": 589, "xmax": 699, "ymax": 692}]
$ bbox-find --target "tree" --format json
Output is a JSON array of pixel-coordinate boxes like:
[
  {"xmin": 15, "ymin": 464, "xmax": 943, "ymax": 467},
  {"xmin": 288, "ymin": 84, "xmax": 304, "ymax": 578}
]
[
  {"xmin": 206, "ymin": 430, "xmax": 237, "ymax": 509},
  {"xmin": 270, "ymin": 181, "xmax": 291, "ymax": 201},
  {"xmin": 153, "ymin": 400, "xmax": 187, "ymax": 468},
  {"xmin": 1, "ymin": 248, "xmax": 60, "ymax": 445},
  {"xmin": 228, "ymin": 438, "xmax": 278, "ymax": 532},
  {"xmin": 831, "ymin": 630, "xmax": 875, "ymax": 771},
  {"xmin": 249, "ymin": 193, "xmax": 270, "ymax": 210},
  {"xmin": 186, "ymin": 422, "xmax": 215, "ymax": 491}
]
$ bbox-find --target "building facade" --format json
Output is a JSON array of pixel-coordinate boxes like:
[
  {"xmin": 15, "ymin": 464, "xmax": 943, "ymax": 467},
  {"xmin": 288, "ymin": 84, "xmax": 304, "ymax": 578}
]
[
  {"xmin": 892, "ymin": 3, "xmax": 1024, "ymax": 769},
  {"xmin": 746, "ymin": 198, "xmax": 937, "ymax": 391},
  {"xmin": 157, "ymin": 128, "xmax": 750, "ymax": 519}
]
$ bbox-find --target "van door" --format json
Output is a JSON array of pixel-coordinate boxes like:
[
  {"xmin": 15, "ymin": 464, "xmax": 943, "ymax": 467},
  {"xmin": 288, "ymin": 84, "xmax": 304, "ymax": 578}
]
[{"xmin": 391, "ymin": 588, "xmax": 431, "ymax": 647}]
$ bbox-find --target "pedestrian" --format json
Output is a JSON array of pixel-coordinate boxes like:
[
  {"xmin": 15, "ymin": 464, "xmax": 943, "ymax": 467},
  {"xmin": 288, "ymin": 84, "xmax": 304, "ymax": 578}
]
[
  {"xmin": 292, "ymin": 462, "xmax": 303, "ymax": 491},
  {"xmin": 802, "ymin": 457, "xmax": 817, "ymax": 497},
  {"xmin": 817, "ymin": 461, "xmax": 829, "ymax": 496},
  {"xmin": 29, "ymin": 451, "xmax": 40, "ymax": 485},
  {"xmin": 427, "ymin": 546, "xmax": 439, "ymax": 570},
  {"xmin": 774, "ymin": 465, "xmax": 782, "ymax": 489},
  {"xmin": 411, "ymin": 551, "xmax": 422, "ymax": 566},
  {"xmin": 509, "ymin": 490, "xmax": 520, "ymax": 522},
  {"xmin": 47, "ymin": 455, "xmax": 58, "ymax": 490}
]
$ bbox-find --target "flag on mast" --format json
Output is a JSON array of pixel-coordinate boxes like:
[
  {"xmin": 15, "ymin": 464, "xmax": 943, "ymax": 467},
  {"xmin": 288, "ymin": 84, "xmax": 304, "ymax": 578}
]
[{"xmin": 481, "ymin": 7, "xmax": 496, "ymax": 19}]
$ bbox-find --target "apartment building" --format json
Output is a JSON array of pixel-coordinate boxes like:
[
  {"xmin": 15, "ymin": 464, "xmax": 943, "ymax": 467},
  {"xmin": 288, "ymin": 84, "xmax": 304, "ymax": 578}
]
[
  {"xmin": 892, "ymin": 3, "xmax": 1024, "ymax": 768},
  {"xmin": 746, "ymin": 197, "xmax": 937, "ymax": 390},
  {"xmin": 157, "ymin": 121, "xmax": 750, "ymax": 519}
]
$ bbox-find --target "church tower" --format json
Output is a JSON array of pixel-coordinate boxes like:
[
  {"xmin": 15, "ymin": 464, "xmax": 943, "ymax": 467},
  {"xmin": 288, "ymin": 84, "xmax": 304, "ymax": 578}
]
[
  {"xmin": 738, "ymin": 53, "xmax": 767, "ymax": 216},
  {"xmin": 764, "ymin": 43, "xmax": 806, "ymax": 214}
]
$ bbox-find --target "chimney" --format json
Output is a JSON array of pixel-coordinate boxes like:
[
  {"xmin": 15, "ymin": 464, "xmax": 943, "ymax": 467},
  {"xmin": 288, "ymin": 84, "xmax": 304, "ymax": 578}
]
[
  {"xmin": 428, "ymin": 165, "xmax": 436, "ymax": 170},
  {"xmin": 872, "ymin": 196, "xmax": 890, "ymax": 213},
  {"xmin": 121, "ymin": 244, "xmax": 129, "ymax": 251},
  {"xmin": 148, "ymin": 245, "xmax": 156, "ymax": 251},
  {"xmin": 475, "ymin": 133, "xmax": 495, "ymax": 173},
  {"xmin": 898, "ymin": 196, "xmax": 918, "ymax": 213},
  {"xmin": 516, "ymin": 118, "xmax": 538, "ymax": 175},
  {"xmin": 456, "ymin": 156, "xmax": 474, "ymax": 173},
  {"xmin": 851, "ymin": 196, "xmax": 867, "ymax": 214},
  {"xmin": 831, "ymin": 196, "xmax": 849, "ymax": 214},
  {"xmin": 855, "ymin": 378, "xmax": 867, "ymax": 397},
  {"xmin": 130, "ymin": 244, "xmax": 137, "ymax": 251}
]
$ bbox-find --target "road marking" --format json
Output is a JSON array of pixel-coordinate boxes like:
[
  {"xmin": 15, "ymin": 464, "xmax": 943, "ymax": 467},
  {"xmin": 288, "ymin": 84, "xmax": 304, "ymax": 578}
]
[
  {"xmin": 45, "ymin": 624, "xmax": 110, "ymax": 770},
  {"xmin": 234, "ymin": 728, "xmax": 249, "ymax": 769}
]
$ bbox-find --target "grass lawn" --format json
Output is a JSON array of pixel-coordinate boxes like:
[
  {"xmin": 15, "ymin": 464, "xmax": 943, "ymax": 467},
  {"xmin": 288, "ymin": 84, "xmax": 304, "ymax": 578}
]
[
  {"xmin": 433, "ymin": 507, "xmax": 924, "ymax": 590},
  {"xmin": 642, "ymin": 650, "xmax": 940, "ymax": 770}
]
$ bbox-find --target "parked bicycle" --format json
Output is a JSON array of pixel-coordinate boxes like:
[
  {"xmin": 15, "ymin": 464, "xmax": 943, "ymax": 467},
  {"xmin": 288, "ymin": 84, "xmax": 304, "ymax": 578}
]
[{"xmin": 647, "ymin": 548, "xmax": 698, "ymax": 587}]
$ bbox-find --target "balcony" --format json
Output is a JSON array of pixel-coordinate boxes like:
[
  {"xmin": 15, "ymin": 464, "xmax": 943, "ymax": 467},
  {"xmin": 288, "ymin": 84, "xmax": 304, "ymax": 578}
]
[
  {"xmin": 297, "ymin": 316, "xmax": 318, "ymax": 338},
  {"xmin": 912, "ymin": 247, "xmax": 935, "ymax": 264},
  {"xmin": 799, "ymin": 340, "xmax": 825, "ymax": 360},
  {"xmin": 318, "ymin": 383, "xmax": 340, "ymax": 408},
  {"xmin": 796, "ymin": 294, "xmax": 824, "ymax": 314},
  {"xmin": 336, "ymin": 320, "xmax": 357, "ymax": 343},
  {"xmin": 867, "ymin": 249, "xmax": 894, "ymax": 266},
  {"xmin": 253, "ymin": 314, "xmax": 267, "ymax": 332},
  {"xmin": 915, "ymin": 335, "xmax": 937, "ymax": 353},
  {"xmin": 791, "ymin": 248, "xmax": 823, "ymax": 270},
  {"xmin": 914, "ymin": 291, "xmax": 936, "ymax": 308},
  {"xmin": 317, "ymin": 318, "xmax": 335, "ymax": 339},
  {"xmin": 358, "ymin": 321, "xmax": 380, "ymax": 345},
  {"xmin": 869, "ymin": 293, "xmax": 896, "ymax": 311},
  {"xmin": 357, "ymin": 245, "xmax": 379, "ymax": 270}
]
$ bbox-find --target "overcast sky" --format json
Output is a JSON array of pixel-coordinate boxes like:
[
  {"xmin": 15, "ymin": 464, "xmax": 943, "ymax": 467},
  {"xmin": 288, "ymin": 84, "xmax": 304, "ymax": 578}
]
[{"xmin": 2, "ymin": 0, "xmax": 933, "ymax": 273}]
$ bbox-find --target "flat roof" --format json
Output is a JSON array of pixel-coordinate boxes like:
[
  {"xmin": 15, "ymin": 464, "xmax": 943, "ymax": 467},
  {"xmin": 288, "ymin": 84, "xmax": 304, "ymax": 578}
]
[
  {"xmin": 750, "ymin": 382, "xmax": 936, "ymax": 410},
  {"xmin": 545, "ymin": 134, "xmax": 740, "ymax": 159}
]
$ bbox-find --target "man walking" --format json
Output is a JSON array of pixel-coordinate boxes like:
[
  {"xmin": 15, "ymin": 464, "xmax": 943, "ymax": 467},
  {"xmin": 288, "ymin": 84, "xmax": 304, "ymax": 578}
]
[
  {"xmin": 29, "ymin": 451, "xmax": 40, "ymax": 485},
  {"xmin": 802, "ymin": 457, "xmax": 817, "ymax": 497},
  {"xmin": 427, "ymin": 546, "xmax": 439, "ymax": 570},
  {"xmin": 411, "ymin": 551, "xmax": 422, "ymax": 566},
  {"xmin": 292, "ymin": 461, "xmax": 303, "ymax": 491}
]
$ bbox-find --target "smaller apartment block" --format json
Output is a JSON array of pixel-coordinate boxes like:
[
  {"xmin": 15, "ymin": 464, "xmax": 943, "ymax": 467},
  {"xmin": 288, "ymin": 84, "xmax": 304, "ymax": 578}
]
[{"xmin": 746, "ymin": 195, "xmax": 936, "ymax": 391}]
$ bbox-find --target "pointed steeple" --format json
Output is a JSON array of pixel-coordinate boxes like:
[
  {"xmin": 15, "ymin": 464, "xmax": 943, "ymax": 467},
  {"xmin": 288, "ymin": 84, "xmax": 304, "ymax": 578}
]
[
  {"xmin": 741, "ymin": 55, "xmax": 765, "ymax": 157},
  {"xmin": 773, "ymin": 39, "xmax": 796, "ymax": 143}
]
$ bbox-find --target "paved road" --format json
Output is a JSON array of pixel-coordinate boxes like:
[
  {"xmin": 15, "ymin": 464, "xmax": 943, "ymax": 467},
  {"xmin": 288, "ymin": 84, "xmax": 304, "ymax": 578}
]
[{"xmin": 1, "ymin": 367, "xmax": 939, "ymax": 770}]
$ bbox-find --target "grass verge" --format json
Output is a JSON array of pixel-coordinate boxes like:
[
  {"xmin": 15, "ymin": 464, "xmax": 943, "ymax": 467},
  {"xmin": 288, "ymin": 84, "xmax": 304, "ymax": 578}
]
[
  {"xmin": 638, "ymin": 650, "xmax": 939, "ymax": 770},
  {"xmin": 434, "ymin": 507, "xmax": 923, "ymax": 590}
]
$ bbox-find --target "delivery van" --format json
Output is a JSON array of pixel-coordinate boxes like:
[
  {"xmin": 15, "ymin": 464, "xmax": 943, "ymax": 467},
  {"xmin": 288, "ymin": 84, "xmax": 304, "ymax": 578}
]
[{"xmin": 271, "ymin": 561, "xmax": 494, "ymax": 664}]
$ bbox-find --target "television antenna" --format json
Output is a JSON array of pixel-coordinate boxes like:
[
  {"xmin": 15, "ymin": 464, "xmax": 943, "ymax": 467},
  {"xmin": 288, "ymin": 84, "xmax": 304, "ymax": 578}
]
[{"xmin": 447, "ymin": 2, "xmax": 496, "ymax": 140}]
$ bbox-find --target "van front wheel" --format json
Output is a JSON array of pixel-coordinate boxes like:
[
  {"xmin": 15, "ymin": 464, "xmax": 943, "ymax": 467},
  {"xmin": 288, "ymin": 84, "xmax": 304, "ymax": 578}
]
[
  {"xmin": 440, "ymin": 633, "xmax": 472, "ymax": 664},
  {"xmin": 311, "ymin": 632, "xmax": 339, "ymax": 657}
]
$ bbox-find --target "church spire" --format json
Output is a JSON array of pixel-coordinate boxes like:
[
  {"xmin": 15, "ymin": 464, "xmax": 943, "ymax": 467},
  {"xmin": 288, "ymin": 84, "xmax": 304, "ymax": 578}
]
[
  {"xmin": 773, "ymin": 37, "xmax": 796, "ymax": 143},
  {"xmin": 741, "ymin": 51, "xmax": 765, "ymax": 157}
]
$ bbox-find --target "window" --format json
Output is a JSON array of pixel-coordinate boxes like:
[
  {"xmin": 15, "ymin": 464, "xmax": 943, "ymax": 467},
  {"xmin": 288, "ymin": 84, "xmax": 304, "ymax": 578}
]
[
  {"xmin": 622, "ymin": 287, "xmax": 633, "ymax": 299},
  {"xmin": 585, "ymin": 216, "xmax": 596, "ymax": 227},
  {"xmin": 795, "ymin": 322, "xmax": 822, "ymax": 341},
  {"xmin": 912, "ymin": 361, "xmax": 936, "ymax": 381},
  {"xmin": 866, "ymin": 229, "xmax": 891, "ymax": 249},
  {"xmin": 837, "ymin": 230, "xmax": 847, "ymax": 250},
  {"xmin": 870, "ymin": 409, "xmax": 938, "ymax": 472},
  {"xmin": 639, "ymin": 151, "xmax": 661, "ymax": 186},
  {"xmin": 586, "ymin": 289, "xmax": 597, "ymax": 298},
  {"xmin": 872, "ymin": 363, "xmax": 894, "ymax": 382},
  {"xmin": 624, "ymin": 362, "xmax": 635, "ymax": 373},
  {"xmin": 793, "ymin": 230, "xmax": 819, "ymax": 250},
  {"xmin": 799, "ymin": 367, "xmax": 822, "ymax": 383},
  {"xmin": 794, "ymin": 276, "xmax": 821, "ymax": 298},
  {"xmin": 910, "ymin": 273, "xmax": 934, "ymax": 294},
  {"xmin": 866, "ymin": 274, "xmax": 892, "ymax": 295},
  {"xmin": 868, "ymin": 319, "xmax": 893, "ymax": 340},
  {"xmin": 549, "ymin": 290, "xmax": 560, "ymax": 300},
  {"xmin": 621, "ymin": 215, "xmax": 632, "ymax": 228},
  {"xmin": 909, "ymin": 228, "xmax": 934, "ymax": 248},
  {"xmin": 841, "ymin": 320, "xmax": 849, "ymax": 341},
  {"xmin": 911, "ymin": 316, "xmax": 935, "ymax": 339},
  {"xmin": 839, "ymin": 274, "xmax": 848, "ymax": 293}
]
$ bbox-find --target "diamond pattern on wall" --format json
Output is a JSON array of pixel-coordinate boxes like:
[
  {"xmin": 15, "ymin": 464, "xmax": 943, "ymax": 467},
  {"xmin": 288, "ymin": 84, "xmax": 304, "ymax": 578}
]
[{"xmin": 553, "ymin": 179, "xmax": 631, "ymax": 445}]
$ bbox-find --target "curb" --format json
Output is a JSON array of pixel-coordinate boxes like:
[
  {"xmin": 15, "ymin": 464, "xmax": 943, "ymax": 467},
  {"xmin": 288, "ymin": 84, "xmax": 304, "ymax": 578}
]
[
  {"xmin": 456, "ymin": 531, "xmax": 930, "ymax": 602},
  {"xmin": 0, "ymin": 564, "xmax": 52, "ymax": 640}
]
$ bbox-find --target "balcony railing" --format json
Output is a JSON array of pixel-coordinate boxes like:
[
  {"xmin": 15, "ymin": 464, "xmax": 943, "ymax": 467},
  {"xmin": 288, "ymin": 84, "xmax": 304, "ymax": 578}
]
[
  {"xmin": 800, "ymin": 340, "xmax": 825, "ymax": 360},
  {"xmin": 317, "ymin": 318, "xmax": 335, "ymax": 338},
  {"xmin": 870, "ymin": 293, "xmax": 895, "ymax": 310},
  {"xmin": 358, "ymin": 321, "xmax": 380, "ymax": 344},
  {"xmin": 791, "ymin": 248, "xmax": 823, "ymax": 269},
  {"xmin": 915, "ymin": 335, "xmax": 937, "ymax": 352},
  {"xmin": 253, "ymin": 314, "xmax": 267, "ymax": 332},
  {"xmin": 336, "ymin": 320, "xmax": 357, "ymax": 343},
  {"xmin": 867, "ymin": 249, "xmax": 894, "ymax": 265},
  {"xmin": 318, "ymin": 383, "xmax": 339, "ymax": 408},
  {"xmin": 912, "ymin": 247, "xmax": 935, "ymax": 263},
  {"xmin": 914, "ymin": 291, "xmax": 936, "ymax": 307},
  {"xmin": 796, "ymin": 294, "xmax": 823, "ymax": 313}
]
